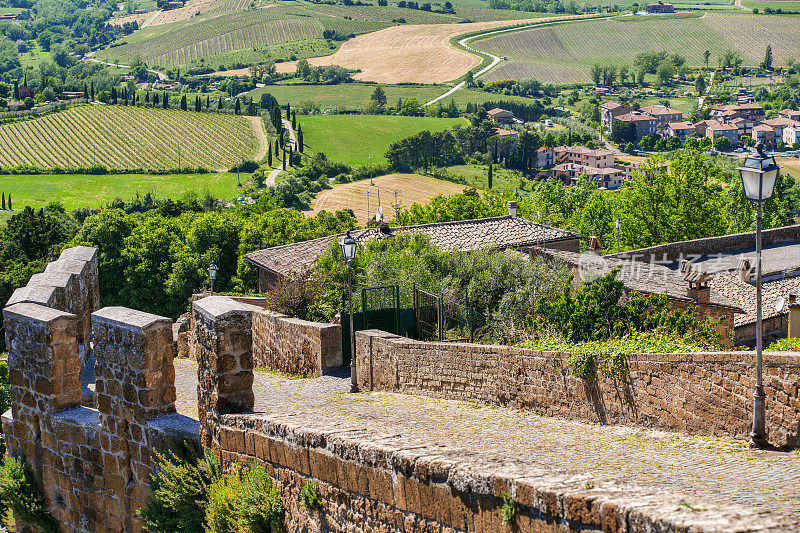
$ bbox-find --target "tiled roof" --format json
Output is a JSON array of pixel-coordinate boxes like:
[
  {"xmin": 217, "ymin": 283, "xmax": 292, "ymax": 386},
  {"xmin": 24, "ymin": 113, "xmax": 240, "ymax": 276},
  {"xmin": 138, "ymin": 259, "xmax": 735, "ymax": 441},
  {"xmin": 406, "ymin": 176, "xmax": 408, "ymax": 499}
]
[
  {"xmin": 691, "ymin": 241, "xmax": 800, "ymax": 277},
  {"xmin": 554, "ymin": 163, "xmax": 624, "ymax": 176},
  {"xmin": 534, "ymin": 249, "xmax": 742, "ymax": 312},
  {"xmin": 710, "ymin": 273, "xmax": 800, "ymax": 327},
  {"xmin": 487, "ymin": 108, "xmax": 512, "ymax": 116},
  {"xmin": 245, "ymin": 216, "xmax": 579, "ymax": 278},
  {"xmin": 668, "ymin": 121, "xmax": 695, "ymax": 131},
  {"xmin": 616, "ymin": 112, "xmax": 654, "ymax": 122},
  {"xmin": 640, "ymin": 104, "xmax": 681, "ymax": 116},
  {"xmin": 707, "ymin": 122, "xmax": 737, "ymax": 131},
  {"xmin": 600, "ymin": 101, "xmax": 628, "ymax": 110},
  {"xmin": 762, "ymin": 117, "xmax": 796, "ymax": 128},
  {"xmin": 555, "ymin": 145, "xmax": 615, "ymax": 157},
  {"xmin": 752, "ymin": 124, "xmax": 774, "ymax": 132}
]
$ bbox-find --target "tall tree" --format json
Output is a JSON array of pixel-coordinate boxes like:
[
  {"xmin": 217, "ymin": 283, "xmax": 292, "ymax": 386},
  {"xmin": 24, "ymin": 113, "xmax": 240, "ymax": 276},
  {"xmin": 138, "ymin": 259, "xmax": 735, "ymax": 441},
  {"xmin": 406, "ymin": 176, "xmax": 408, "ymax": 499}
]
[
  {"xmin": 695, "ymin": 73, "xmax": 705, "ymax": 95},
  {"xmin": 487, "ymin": 163, "xmax": 493, "ymax": 189},
  {"xmin": 761, "ymin": 44, "xmax": 773, "ymax": 70},
  {"xmin": 703, "ymin": 49, "xmax": 710, "ymax": 69}
]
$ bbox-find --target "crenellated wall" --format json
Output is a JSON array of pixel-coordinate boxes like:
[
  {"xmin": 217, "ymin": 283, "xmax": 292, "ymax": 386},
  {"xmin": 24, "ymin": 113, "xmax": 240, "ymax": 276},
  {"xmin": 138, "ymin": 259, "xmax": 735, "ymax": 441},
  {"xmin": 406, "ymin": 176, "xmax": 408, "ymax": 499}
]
[
  {"xmin": 354, "ymin": 330, "xmax": 800, "ymax": 448},
  {"xmin": 2, "ymin": 300, "xmax": 197, "ymax": 532}
]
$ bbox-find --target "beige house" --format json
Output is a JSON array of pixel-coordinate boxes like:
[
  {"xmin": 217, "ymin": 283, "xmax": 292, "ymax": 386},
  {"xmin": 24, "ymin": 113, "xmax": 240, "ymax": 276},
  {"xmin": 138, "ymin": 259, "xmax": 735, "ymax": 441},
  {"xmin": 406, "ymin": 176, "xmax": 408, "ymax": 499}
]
[
  {"xmin": 600, "ymin": 101, "xmax": 633, "ymax": 130},
  {"xmin": 640, "ymin": 104, "xmax": 683, "ymax": 132}
]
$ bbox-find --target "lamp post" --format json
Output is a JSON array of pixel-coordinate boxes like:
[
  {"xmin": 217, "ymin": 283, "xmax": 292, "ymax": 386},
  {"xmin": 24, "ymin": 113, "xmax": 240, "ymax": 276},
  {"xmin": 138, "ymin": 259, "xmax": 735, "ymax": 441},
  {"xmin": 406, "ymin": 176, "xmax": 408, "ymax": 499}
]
[
  {"xmin": 736, "ymin": 141, "xmax": 779, "ymax": 449},
  {"xmin": 614, "ymin": 218, "xmax": 621, "ymax": 254},
  {"xmin": 369, "ymin": 154, "xmax": 373, "ymax": 186},
  {"xmin": 207, "ymin": 262, "xmax": 218, "ymax": 296},
  {"xmin": 339, "ymin": 231, "xmax": 358, "ymax": 393}
]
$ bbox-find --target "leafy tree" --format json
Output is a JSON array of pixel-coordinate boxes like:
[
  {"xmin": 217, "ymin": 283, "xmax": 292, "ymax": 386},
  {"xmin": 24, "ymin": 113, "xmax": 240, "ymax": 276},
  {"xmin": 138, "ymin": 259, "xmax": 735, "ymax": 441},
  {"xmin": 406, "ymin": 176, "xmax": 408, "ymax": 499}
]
[
  {"xmin": 703, "ymin": 49, "xmax": 711, "ymax": 69},
  {"xmin": 5, "ymin": 206, "xmax": 67, "ymax": 261},
  {"xmin": 713, "ymin": 135, "xmax": 731, "ymax": 151},
  {"xmin": 695, "ymin": 73, "xmax": 705, "ymax": 95},
  {"xmin": 761, "ymin": 44, "xmax": 773, "ymax": 70}
]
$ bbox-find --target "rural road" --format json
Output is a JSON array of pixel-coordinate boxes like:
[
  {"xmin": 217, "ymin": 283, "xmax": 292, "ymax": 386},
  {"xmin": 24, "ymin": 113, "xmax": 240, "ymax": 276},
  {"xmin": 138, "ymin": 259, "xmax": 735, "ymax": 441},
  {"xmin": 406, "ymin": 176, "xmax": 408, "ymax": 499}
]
[
  {"xmin": 140, "ymin": 9, "xmax": 162, "ymax": 28},
  {"xmin": 85, "ymin": 55, "xmax": 168, "ymax": 81},
  {"xmin": 425, "ymin": 15, "xmax": 607, "ymax": 107},
  {"xmin": 266, "ymin": 118, "xmax": 296, "ymax": 186},
  {"xmin": 698, "ymin": 70, "xmax": 715, "ymax": 110}
]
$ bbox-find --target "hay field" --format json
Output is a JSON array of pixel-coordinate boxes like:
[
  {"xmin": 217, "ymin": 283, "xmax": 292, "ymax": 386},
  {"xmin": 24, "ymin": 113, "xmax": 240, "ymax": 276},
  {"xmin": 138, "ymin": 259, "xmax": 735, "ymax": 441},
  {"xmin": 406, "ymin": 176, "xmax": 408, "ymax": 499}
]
[
  {"xmin": 0, "ymin": 105, "xmax": 265, "ymax": 171},
  {"xmin": 300, "ymin": 18, "xmax": 550, "ymax": 84},
  {"xmin": 476, "ymin": 14, "xmax": 800, "ymax": 83},
  {"xmin": 148, "ymin": 0, "xmax": 251, "ymax": 26},
  {"xmin": 310, "ymin": 173, "xmax": 466, "ymax": 223}
]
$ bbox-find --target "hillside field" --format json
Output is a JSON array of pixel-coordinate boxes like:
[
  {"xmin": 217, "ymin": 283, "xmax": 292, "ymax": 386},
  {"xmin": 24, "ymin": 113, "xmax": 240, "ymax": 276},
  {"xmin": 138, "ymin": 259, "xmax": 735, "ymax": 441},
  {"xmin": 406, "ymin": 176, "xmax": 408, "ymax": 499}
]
[
  {"xmin": 0, "ymin": 105, "xmax": 265, "ymax": 171},
  {"xmin": 475, "ymin": 13, "xmax": 800, "ymax": 83},
  {"xmin": 299, "ymin": 115, "xmax": 465, "ymax": 166},
  {"xmin": 310, "ymin": 173, "xmax": 466, "ymax": 223},
  {"xmin": 0, "ymin": 172, "xmax": 241, "ymax": 214},
  {"xmin": 251, "ymin": 83, "xmax": 537, "ymax": 110}
]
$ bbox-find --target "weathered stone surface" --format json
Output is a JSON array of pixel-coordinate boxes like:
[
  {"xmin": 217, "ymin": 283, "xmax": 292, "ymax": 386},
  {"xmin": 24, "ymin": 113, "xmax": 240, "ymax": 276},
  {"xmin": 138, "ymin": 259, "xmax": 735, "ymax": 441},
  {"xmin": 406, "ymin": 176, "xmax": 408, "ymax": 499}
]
[{"xmin": 355, "ymin": 330, "xmax": 800, "ymax": 449}]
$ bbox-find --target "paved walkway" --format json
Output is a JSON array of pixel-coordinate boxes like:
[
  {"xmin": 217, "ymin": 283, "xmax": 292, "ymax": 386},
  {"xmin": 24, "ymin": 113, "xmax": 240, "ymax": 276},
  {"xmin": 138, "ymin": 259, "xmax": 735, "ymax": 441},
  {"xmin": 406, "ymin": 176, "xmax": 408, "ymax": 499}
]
[
  {"xmin": 173, "ymin": 359, "xmax": 800, "ymax": 526},
  {"xmin": 265, "ymin": 118, "xmax": 297, "ymax": 186}
]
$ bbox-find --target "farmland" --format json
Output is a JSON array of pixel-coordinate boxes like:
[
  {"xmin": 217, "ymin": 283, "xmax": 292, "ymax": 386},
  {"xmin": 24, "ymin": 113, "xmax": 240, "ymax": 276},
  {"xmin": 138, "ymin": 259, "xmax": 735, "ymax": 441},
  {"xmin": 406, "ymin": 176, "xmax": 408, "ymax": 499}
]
[
  {"xmin": 0, "ymin": 172, "xmax": 242, "ymax": 215},
  {"xmin": 474, "ymin": 13, "xmax": 800, "ymax": 83},
  {"xmin": 299, "ymin": 115, "xmax": 465, "ymax": 166},
  {"xmin": 250, "ymin": 83, "xmax": 536, "ymax": 110},
  {"xmin": 96, "ymin": 5, "xmax": 390, "ymax": 69},
  {"xmin": 309, "ymin": 173, "xmax": 466, "ymax": 223},
  {"xmin": 0, "ymin": 105, "xmax": 265, "ymax": 171}
]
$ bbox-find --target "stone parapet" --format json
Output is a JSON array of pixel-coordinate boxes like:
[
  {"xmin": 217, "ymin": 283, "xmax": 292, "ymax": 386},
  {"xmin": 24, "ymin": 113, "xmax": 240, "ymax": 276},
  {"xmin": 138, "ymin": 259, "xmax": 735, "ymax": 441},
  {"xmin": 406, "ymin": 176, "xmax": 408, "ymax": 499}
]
[
  {"xmin": 355, "ymin": 330, "xmax": 800, "ymax": 448},
  {"xmin": 251, "ymin": 309, "xmax": 342, "ymax": 376}
]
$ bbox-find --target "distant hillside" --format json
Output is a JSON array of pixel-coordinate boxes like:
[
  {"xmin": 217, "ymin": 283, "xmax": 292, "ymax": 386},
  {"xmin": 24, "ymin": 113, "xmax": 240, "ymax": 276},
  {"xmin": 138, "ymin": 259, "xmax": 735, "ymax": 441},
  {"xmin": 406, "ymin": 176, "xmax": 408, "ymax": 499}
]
[{"xmin": 0, "ymin": 105, "xmax": 265, "ymax": 171}]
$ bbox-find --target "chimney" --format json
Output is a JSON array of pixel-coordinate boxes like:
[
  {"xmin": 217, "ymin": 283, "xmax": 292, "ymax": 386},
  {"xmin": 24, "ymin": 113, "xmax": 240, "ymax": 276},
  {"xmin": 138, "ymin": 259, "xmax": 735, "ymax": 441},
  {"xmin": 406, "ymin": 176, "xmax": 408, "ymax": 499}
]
[
  {"xmin": 738, "ymin": 258, "xmax": 752, "ymax": 283},
  {"xmin": 682, "ymin": 261, "xmax": 711, "ymax": 304},
  {"xmin": 588, "ymin": 236, "xmax": 601, "ymax": 253},
  {"xmin": 789, "ymin": 293, "xmax": 800, "ymax": 339},
  {"xmin": 687, "ymin": 283, "xmax": 711, "ymax": 304},
  {"xmin": 507, "ymin": 200, "xmax": 517, "ymax": 218}
]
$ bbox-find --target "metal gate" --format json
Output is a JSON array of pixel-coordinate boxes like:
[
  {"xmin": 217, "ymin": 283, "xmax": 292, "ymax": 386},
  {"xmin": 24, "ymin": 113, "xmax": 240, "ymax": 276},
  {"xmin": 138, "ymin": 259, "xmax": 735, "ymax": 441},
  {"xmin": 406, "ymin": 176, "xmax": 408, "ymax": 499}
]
[
  {"xmin": 414, "ymin": 286, "xmax": 487, "ymax": 342},
  {"xmin": 361, "ymin": 284, "xmax": 400, "ymax": 333},
  {"xmin": 414, "ymin": 287, "xmax": 440, "ymax": 341}
]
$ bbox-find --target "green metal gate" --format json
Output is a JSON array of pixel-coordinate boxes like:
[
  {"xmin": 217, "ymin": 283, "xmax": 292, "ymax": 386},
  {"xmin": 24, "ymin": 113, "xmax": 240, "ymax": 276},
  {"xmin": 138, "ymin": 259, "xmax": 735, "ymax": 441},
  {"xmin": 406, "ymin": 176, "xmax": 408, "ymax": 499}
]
[{"xmin": 361, "ymin": 284, "xmax": 399, "ymax": 333}]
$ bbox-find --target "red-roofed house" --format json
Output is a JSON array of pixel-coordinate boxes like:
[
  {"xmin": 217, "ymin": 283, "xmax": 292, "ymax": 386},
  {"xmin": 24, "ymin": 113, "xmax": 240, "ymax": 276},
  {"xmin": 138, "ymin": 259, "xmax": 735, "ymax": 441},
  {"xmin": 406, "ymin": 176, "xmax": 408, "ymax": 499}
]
[
  {"xmin": 640, "ymin": 104, "xmax": 683, "ymax": 132},
  {"xmin": 615, "ymin": 111, "xmax": 658, "ymax": 140},
  {"xmin": 779, "ymin": 109, "xmax": 800, "ymax": 121},
  {"xmin": 666, "ymin": 121, "xmax": 695, "ymax": 143},
  {"xmin": 752, "ymin": 124, "xmax": 777, "ymax": 149},
  {"xmin": 705, "ymin": 122, "xmax": 739, "ymax": 146},
  {"xmin": 487, "ymin": 108, "xmax": 519, "ymax": 125},
  {"xmin": 600, "ymin": 101, "xmax": 633, "ymax": 130},
  {"xmin": 709, "ymin": 103, "xmax": 765, "ymax": 121}
]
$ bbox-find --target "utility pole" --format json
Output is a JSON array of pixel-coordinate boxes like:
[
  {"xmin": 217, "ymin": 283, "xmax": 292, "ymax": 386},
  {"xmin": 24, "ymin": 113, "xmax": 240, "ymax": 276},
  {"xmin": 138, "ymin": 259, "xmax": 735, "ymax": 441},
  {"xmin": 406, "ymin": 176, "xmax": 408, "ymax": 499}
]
[
  {"xmin": 366, "ymin": 189, "xmax": 371, "ymax": 222},
  {"xmin": 369, "ymin": 154, "xmax": 373, "ymax": 186}
]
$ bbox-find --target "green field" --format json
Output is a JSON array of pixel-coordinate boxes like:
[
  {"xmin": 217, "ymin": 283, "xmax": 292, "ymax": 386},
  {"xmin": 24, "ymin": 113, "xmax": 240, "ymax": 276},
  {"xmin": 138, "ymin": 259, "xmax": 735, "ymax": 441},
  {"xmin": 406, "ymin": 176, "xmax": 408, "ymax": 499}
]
[
  {"xmin": 475, "ymin": 13, "xmax": 800, "ymax": 83},
  {"xmin": 252, "ymin": 83, "xmax": 543, "ymax": 111},
  {"xmin": 0, "ymin": 172, "xmax": 241, "ymax": 215},
  {"xmin": 96, "ymin": 5, "xmax": 391, "ymax": 69},
  {"xmin": 0, "ymin": 105, "xmax": 263, "ymax": 171},
  {"xmin": 299, "ymin": 115, "xmax": 465, "ymax": 165},
  {"xmin": 741, "ymin": 0, "xmax": 800, "ymax": 10}
]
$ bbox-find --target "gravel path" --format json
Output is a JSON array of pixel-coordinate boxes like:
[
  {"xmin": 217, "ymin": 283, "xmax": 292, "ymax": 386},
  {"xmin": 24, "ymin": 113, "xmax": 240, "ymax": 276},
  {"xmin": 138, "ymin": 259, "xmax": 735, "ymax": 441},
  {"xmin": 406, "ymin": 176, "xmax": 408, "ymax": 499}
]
[{"xmin": 173, "ymin": 359, "xmax": 800, "ymax": 522}]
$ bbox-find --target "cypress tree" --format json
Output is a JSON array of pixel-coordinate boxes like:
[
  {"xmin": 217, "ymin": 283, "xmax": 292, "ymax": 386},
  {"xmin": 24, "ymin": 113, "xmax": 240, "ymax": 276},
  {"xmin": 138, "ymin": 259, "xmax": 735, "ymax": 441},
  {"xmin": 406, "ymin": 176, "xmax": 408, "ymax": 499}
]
[
  {"xmin": 206, "ymin": 95, "xmax": 210, "ymax": 109},
  {"xmin": 288, "ymin": 143, "xmax": 292, "ymax": 167},
  {"xmin": 2, "ymin": 192, "xmax": 5, "ymax": 210},
  {"xmin": 153, "ymin": 92, "xmax": 159, "ymax": 106},
  {"xmin": 163, "ymin": 92, "xmax": 169, "ymax": 109},
  {"xmin": 111, "ymin": 87, "xmax": 117, "ymax": 104},
  {"xmin": 8, "ymin": 193, "xmax": 11, "ymax": 210},
  {"xmin": 90, "ymin": 81, "xmax": 95, "ymax": 101},
  {"xmin": 487, "ymin": 163, "xmax": 493, "ymax": 189},
  {"xmin": 234, "ymin": 98, "xmax": 241, "ymax": 115},
  {"xmin": 83, "ymin": 83, "xmax": 88, "ymax": 100},
  {"xmin": 285, "ymin": 102, "xmax": 290, "ymax": 120},
  {"xmin": 274, "ymin": 139, "xmax": 279, "ymax": 156},
  {"xmin": 218, "ymin": 97, "xmax": 224, "ymax": 110},
  {"xmin": 145, "ymin": 92, "xmax": 150, "ymax": 105},
  {"xmin": 13, "ymin": 79, "xmax": 18, "ymax": 100},
  {"xmin": 297, "ymin": 126, "xmax": 303, "ymax": 153},
  {"xmin": 268, "ymin": 143, "xmax": 272, "ymax": 166},
  {"xmin": 180, "ymin": 94, "xmax": 187, "ymax": 111},
  {"xmin": 291, "ymin": 112, "xmax": 296, "ymax": 130},
  {"xmin": 282, "ymin": 148, "xmax": 286, "ymax": 169}
]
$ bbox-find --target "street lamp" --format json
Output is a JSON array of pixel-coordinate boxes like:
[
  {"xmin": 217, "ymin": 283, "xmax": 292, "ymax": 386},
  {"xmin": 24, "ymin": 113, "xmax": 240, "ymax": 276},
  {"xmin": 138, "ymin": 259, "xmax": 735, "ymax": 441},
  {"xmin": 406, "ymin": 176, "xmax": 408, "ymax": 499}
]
[
  {"xmin": 339, "ymin": 231, "xmax": 358, "ymax": 393},
  {"xmin": 614, "ymin": 218, "xmax": 621, "ymax": 254},
  {"xmin": 736, "ymin": 141, "xmax": 780, "ymax": 449},
  {"xmin": 207, "ymin": 262, "xmax": 218, "ymax": 296}
]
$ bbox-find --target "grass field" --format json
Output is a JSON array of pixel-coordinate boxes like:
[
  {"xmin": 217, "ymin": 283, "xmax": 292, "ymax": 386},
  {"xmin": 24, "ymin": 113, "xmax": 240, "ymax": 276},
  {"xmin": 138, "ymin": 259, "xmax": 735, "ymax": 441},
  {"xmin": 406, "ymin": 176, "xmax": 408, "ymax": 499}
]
[
  {"xmin": 310, "ymin": 173, "xmax": 467, "ymax": 223},
  {"xmin": 299, "ymin": 115, "xmax": 465, "ymax": 165},
  {"xmin": 740, "ymin": 0, "xmax": 800, "ymax": 11},
  {"xmin": 476, "ymin": 13, "xmax": 800, "ymax": 83},
  {"xmin": 0, "ymin": 105, "xmax": 265, "ymax": 171},
  {"xmin": 250, "ymin": 83, "xmax": 537, "ymax": 110},
  {"xmin": 0, "ymin": 172, "xmax": 241, "ymax": 215}
]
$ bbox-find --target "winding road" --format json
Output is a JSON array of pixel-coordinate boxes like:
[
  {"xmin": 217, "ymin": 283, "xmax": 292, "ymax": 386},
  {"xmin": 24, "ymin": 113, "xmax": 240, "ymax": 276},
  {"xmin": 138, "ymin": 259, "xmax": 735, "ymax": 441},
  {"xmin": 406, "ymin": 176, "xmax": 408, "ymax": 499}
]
[{"xmin": 266, "ymin": 118, "xmax": 297, "ymax": 186}]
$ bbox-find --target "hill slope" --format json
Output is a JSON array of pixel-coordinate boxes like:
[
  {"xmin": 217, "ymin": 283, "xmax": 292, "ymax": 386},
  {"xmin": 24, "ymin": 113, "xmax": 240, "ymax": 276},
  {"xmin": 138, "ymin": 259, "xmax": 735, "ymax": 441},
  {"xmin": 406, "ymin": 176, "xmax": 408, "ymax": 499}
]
[{"xmin": 0, "ymin": 105, "xmax": 265, "ymax": 171}]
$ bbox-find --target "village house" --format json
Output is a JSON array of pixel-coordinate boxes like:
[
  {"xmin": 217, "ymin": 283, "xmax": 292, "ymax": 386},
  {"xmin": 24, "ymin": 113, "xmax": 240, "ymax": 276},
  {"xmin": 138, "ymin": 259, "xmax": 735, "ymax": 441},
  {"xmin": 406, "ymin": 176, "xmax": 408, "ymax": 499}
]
[
  {"xmin": 487, "ymin": 108, "xmax": 522, "ymax": 125},
  {"xmin": 645, "ymin": 0, "xmax": 674, "ymax": 12},
  {"xmin": 615, "ymin": 111, "xmax": 658, "ymax": 140},
  {"xmin": 639, "ymin": 104, "xmax": 684, "ymax": 133},
  {"xmin": 600, "ymin": 101, "xmax": 633, "ymax": 130},
  {"xmin": 752, "ymin": 123, "xmax": 777, "ymax": 149},
  {"xmin": 552, "ymin": 146, "xmax": 632, "ymax": 189},
  {"xmin": 779, "ymin": 109, "xmax": 800, "ymax": 122},
  {"xmin": 705, "ymin": 122, "xmax": 739, "ymax": 146},
  {"xmin": 709, "ymin": 103, "xmax": 765, "ymax": 122},
  {"xmin": 536, "ymin": 146, "xmax": 554, "ymax": 168},
  {"xmin": 783, "ymin": 122, "xmax": 800, "ymax": 148},
  {"xmin": 666, "ymin": 121, "xmax": 695, "ymax": 143},
  {"xmin": 495, "ymin": 128, "xmax": 519, "ymax": 139},
  {"xmin": 245, "ymin": 211, "xmax": 580, "ymax": 291}
]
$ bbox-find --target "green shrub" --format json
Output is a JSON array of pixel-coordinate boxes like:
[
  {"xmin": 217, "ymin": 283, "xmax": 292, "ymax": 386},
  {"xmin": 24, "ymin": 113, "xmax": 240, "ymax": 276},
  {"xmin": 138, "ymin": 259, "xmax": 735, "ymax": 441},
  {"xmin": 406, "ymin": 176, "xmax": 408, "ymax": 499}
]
[
  {"xmin": 0, "ymin": 455, "xmax": 58, "ymax": 533},
  {"xmin": 300, "ymin": 481, "xmax": 321, "ymax": 511},
  {"xmin": 767, "ymin": 338, "xmax": 800, "ymax": 352},
  {"xmin": 205, "ymin": 470, "xmax": 241, "ymax": 533},
  {"xmin": 500, "ymin": 492, "xmax": 517, "ymax": 525},
  {"xmin": 138, "ymin": 442, "xmax": 221, "ymax": 533},
  {"xmin": 235, "ymin": 463, "xmax": 284, "ymax": 532},
  {"xmin": 206, "ymin": 464, "xmax": 284, "ymax": 533}
]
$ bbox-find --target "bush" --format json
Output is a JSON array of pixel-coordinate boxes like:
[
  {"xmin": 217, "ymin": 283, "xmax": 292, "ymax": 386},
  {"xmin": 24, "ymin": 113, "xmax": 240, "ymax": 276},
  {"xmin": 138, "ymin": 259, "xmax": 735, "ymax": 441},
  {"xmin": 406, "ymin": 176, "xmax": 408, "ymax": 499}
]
[
  {"xmin": 206, "ymin": 463, "xmax": 284, "ymax": 533},
  {"xmin": 0, "ymin": 456, "xmax": 58, "ymax": 533},
  {"xmin": 767, "ymin": 337, "xmax": 800, "ymax": 351},
  {"xmin": 300, "ymin": 481, "xmax": 321, "ymax": 511},
  {"xmin": 138, "ymin": 442, "xmax": 221, "ymax": 533}
]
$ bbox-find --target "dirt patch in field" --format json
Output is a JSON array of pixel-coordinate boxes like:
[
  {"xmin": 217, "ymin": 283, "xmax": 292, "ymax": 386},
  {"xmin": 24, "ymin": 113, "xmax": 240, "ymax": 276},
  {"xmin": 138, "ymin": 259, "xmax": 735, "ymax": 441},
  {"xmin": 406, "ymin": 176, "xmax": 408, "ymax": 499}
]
[
  {"xmin": 246, "ymin": 116, "xmax": 268, "ymax": 162},
  {"xmin": 148, "ymin": 0, "xmax": 248, "ymax": 26},
  {"xmin": 278, "ymin": 19, "xmax": 546, "ymax": 84},
  {"xmin": 110, "ymin": 12, "xmax": 149, "ymax": 26},
  {"xmin": 310, "ymin": 173, "xmax": 466, "ymax": 223}
]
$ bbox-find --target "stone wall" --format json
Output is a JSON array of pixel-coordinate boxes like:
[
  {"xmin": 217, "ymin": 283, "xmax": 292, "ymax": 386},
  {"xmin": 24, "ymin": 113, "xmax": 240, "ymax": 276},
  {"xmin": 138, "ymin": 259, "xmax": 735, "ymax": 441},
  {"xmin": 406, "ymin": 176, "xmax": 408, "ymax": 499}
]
[
  {"xmin": 2, "ymin": 301, "xmax": 197, "ymax": 533},
  {"xmin": 251, "ymin": 309, "xmax": 342, "ymax": 376},
  {"xmin": 605, "ymin": 224, "xmax": 800, "ymax": 267},
  {"xmin": 355, "ymin": 330, "xmax": 800, "ymax": 448}
]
